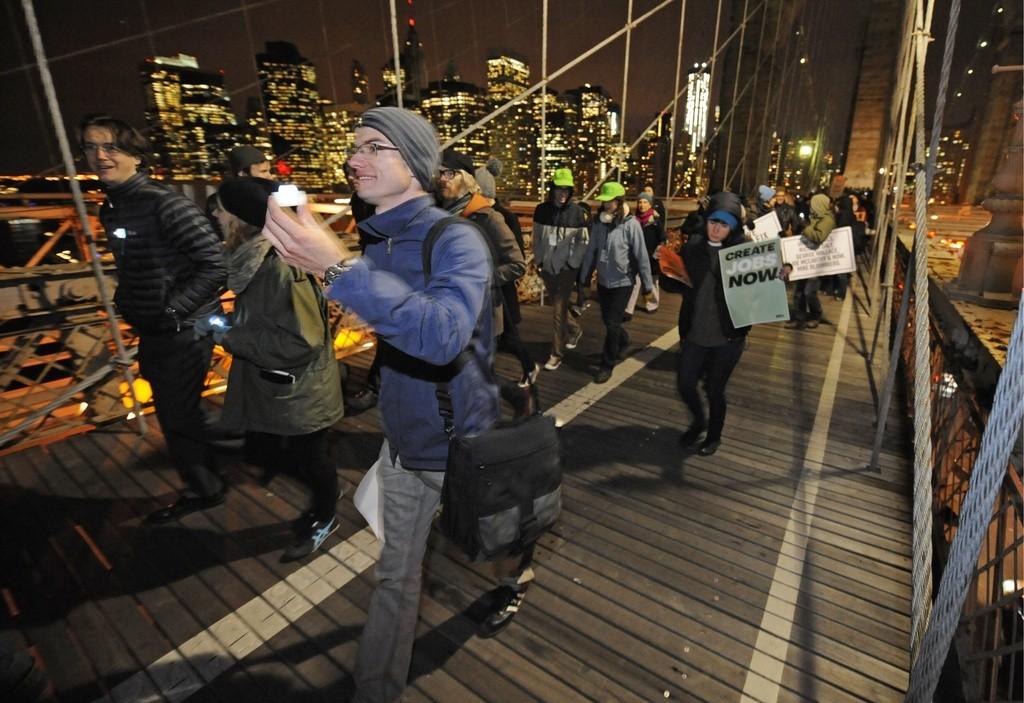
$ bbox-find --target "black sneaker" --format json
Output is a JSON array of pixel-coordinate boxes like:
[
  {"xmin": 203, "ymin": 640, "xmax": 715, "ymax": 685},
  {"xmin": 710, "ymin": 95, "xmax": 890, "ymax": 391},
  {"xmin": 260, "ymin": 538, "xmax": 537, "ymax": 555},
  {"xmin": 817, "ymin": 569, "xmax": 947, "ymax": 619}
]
[
  {"xmin": 698, "ymin": 438, "xmax": 721, "ymax": 456},
  {"xmin": 477, "ymin": 585, "xmax": 527, "ymax": 639},
  {"xmin": 146, "ymin": 491, "xmax": 225, "ymax": 524},
  {"xmin": 281, "ymin": 515, "xmax": 339, "ymax": 562},
  {"xmin": 678, "ymin": 425, "xmax": 707, "ymax": 447},
  {"xmin": 593, "ymin": 367, "xmax": 612, "ymax": 384},
  {"xmin": 345, "ymin": 388, "xmax": 378, "ymax": 411}
]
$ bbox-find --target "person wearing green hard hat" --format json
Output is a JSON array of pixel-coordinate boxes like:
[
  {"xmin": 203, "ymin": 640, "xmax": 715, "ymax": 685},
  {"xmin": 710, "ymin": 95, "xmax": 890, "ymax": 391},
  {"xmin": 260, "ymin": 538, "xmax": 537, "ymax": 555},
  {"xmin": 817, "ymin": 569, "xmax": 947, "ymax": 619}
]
[
  {"xmin": 578, "ymin": 182, "xmax": 653, "ymax": 384},
  {"xmin": 532, "ymin": 167, "xmax": 592, "ymax": 371}
]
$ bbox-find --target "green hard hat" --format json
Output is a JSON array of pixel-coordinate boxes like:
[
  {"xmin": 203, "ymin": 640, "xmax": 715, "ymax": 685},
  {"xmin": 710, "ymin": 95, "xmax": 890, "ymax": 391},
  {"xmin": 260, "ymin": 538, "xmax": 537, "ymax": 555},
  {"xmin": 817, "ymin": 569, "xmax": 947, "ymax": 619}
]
[
  {"xmin": 595, "ymin": 181, "xmax": 626, "ymax": 201},
  {"xmin": 550, "ymin": 168, "xmax": 574, "ymax": 187}
]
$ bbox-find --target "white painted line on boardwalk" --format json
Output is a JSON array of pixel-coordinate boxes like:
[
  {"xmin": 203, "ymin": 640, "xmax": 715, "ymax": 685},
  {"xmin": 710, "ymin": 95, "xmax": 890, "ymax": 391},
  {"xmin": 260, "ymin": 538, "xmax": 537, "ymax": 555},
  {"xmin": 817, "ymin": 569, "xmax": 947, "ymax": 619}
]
[
  {"xmin": 98, "ymin": 330, "xmax": 680, "ymax": 703},
  {"xmin": 545, "ymin": 328, "xmax": 679, "ymax": 425},
  {"xmin": 92, "ymin": 528, "xmax": 380, "ymax": 703},
  {"xmin": 740, "ymin": 294, "xmax": 854, "ymax": 703}
]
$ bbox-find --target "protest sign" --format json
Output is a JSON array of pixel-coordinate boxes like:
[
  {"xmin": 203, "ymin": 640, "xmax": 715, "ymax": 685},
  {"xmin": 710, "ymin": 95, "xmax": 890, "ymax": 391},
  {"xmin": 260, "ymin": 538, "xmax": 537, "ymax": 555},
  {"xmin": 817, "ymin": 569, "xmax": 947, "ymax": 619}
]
[
  {"xmin": 779, "ymin": 226, "xmax": 856, "ymax": 281},
  {"xmin": 750, "ymin": 210, "xmax": 782, "ymax": 242},
  {"xmin": 718, "ymin": 238, "xmax": 790, "ymax": 327}
]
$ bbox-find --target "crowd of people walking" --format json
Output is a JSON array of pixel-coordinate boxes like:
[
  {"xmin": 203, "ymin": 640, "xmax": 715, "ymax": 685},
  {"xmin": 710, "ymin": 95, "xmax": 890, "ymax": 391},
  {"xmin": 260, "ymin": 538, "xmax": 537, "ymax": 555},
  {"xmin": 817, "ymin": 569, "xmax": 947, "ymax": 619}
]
[{"xmin": 78, "ymin": 105, "xmax": 871, "ymax": 703}]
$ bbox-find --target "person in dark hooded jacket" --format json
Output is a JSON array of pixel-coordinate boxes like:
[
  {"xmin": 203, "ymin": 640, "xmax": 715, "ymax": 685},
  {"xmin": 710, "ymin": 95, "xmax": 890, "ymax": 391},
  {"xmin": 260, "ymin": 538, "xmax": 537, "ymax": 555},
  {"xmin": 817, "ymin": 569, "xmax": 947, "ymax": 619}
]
[{"xmin": 676, "ymin": 191, "xmax": 751, "ymax": 457}]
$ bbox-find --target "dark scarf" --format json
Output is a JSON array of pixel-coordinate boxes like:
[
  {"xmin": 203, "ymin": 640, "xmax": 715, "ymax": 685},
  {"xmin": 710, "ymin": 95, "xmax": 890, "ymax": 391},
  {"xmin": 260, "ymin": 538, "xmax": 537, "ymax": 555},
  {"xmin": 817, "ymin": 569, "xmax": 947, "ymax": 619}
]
[
  {"xmin": 443, "ymin": 191, "xmax": 473, "ymax": 216},
  {"xmin": 227, "ymin": 234, "xmax": 273, "ymax": 294},
  {"xmin": 637, "ymin": 207, "xmax": 656, "ymax": 227}
]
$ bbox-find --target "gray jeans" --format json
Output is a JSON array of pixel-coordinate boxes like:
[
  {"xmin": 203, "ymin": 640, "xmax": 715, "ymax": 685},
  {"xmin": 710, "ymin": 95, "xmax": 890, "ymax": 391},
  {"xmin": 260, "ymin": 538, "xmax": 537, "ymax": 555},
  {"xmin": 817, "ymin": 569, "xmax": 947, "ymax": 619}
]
[{"xmin": 353, "ymin": 441, "xmax": 444, "ymax": 703}]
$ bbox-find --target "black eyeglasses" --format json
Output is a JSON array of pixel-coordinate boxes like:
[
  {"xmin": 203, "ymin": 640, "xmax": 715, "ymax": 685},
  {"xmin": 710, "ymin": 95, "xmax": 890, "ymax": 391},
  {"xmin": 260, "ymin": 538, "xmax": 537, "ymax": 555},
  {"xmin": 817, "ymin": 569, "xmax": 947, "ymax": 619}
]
[
  {"xmin": 438, "ymin": 168, "xmax": 457, "ymax": 180},
  {"xmin": 345, "ymin": 142, "xmax": 401, "ymax": 159}
]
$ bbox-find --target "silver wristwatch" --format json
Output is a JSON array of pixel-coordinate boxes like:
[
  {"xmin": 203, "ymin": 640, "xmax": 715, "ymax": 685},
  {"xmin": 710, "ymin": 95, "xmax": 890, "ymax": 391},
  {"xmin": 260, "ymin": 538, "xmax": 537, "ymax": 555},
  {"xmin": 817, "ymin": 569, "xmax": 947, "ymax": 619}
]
[{"xmin": 323, "ymin": 258, "xmax": 356, "ymax": 286}]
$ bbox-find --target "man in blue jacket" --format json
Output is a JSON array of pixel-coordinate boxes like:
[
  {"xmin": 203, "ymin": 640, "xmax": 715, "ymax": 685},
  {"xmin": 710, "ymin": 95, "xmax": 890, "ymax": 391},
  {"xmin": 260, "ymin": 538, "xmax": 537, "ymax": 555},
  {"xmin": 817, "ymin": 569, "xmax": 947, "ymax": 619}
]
[{"xmin": 262, "ymin": 108, "xmax": 500, "ymax": 703}]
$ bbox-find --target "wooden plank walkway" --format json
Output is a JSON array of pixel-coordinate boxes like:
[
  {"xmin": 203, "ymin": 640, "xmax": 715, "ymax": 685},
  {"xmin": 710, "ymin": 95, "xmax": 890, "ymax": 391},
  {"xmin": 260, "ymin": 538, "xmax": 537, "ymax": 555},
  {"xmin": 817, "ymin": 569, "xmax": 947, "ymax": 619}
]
[{"xmin": 0, "ymin": 272, "xmax": 914, "ymax": 702}]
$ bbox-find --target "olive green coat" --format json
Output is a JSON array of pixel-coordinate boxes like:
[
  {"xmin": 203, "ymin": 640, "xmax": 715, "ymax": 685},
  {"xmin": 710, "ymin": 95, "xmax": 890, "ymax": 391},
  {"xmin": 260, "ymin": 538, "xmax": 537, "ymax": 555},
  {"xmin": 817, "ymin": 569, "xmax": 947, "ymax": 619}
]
[{"xmin": 220, "ymin": 249, "xmax": 343, "ymax": 435}]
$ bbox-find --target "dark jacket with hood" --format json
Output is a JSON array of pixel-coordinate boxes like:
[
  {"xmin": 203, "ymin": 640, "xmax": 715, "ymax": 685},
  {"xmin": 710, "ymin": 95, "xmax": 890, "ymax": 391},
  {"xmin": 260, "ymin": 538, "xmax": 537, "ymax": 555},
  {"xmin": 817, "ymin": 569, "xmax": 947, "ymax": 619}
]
[
  {"xmin": 678, "ymin": 195, "xmax": 751, "ymax": 341},
  {"xmin": 460, "ymin": 192, "xmax": 526, "ymax": 336},
  {"xmin": 99, "ymin": 172, "xmax": 225, "ymax": 334},
  {"xmin": 532, "ymin": 187, "xmax": 591, "ymax": 275}
]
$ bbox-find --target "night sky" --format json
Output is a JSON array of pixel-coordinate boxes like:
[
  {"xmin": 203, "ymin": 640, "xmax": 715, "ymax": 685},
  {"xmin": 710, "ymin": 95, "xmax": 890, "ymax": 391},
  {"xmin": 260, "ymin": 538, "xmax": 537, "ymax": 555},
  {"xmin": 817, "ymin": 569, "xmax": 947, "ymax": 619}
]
[{"xmin": 0, "ymin": 0, "xmax": 1000, "ymax": 177}]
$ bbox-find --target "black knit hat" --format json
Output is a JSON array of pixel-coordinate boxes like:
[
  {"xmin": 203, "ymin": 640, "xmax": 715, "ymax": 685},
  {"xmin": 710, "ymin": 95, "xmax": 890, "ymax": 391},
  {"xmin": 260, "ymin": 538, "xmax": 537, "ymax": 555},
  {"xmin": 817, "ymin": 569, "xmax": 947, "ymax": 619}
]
[
  {"xmin": 228, "ymin": 146, "xmax": 269, "ymax": 174},
  {"xmin": 218, "ymin": 177, "xmax": 278, "ymax": 228},
  {"xmin": 440, "ymin": 147, "xmax": 474, "ymax": 174}
]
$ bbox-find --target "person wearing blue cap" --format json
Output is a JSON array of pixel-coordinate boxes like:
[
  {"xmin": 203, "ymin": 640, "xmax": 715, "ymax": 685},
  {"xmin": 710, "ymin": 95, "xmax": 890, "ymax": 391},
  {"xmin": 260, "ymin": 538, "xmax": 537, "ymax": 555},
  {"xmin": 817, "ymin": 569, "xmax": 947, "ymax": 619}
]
[{"xmin": 675, "ymin": 193, "xmax": 752, "ymax": 456}]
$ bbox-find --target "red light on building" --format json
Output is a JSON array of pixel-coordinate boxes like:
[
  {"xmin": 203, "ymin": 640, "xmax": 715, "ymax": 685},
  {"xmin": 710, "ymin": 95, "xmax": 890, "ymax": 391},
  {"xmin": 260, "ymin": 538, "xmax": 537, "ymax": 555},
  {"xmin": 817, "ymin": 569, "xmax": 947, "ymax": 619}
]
[{"xmin": 275, "ymin": 159, "xmax": 293, "ymax": 177}]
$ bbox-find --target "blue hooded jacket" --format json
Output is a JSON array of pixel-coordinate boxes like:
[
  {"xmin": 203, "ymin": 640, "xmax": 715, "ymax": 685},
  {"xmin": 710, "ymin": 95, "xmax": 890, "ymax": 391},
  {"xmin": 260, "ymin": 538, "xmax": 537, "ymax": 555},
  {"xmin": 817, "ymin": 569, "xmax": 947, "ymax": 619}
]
[{"xmin": 327, "ymin": 195, "xmax": 499, "ymax": 470}]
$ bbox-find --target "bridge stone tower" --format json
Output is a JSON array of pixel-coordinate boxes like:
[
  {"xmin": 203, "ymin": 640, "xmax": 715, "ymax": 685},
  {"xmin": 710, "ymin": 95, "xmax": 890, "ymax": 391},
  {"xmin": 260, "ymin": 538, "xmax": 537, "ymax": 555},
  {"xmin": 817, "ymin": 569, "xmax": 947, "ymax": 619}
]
[{"xmin": 843, "ymin": 0, "xmax": 906, "ymax": 190}]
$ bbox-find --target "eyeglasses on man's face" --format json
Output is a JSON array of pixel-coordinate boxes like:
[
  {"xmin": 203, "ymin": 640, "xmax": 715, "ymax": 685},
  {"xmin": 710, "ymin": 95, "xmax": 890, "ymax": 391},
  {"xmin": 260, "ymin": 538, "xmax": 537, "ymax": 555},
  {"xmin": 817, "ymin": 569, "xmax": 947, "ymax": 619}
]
[
  {"xmin": 438, "ymin": 168, "xmax": 457, "ymax": 181},
  {"xmin": 345, "ymin": 142, "xmax": 401, "ymax": 160},
  {"xmin": 82, "ymin": 142, "xmax": 125, "ymax": 155}
]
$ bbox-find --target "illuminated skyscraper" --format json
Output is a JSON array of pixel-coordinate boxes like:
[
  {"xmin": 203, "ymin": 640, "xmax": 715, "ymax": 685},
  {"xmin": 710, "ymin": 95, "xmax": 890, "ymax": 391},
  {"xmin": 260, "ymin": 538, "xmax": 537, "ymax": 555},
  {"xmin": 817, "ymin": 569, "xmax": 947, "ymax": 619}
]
[
  {"xmin": 932, "ymin": 127, "xmax": 971, "ymax": 204},
  {"xmin": 636, "ymin": 113, "xmax": 673, "ymax": 193},
  {"xmin": 486, "ymin": 53, "xmax": 533, "ymax": 195},
  {"xmin": 531, "ymin": 91, "xmax": 571, "ymax": 197},
  {"xmin": 242, "ymin": 97, "xmax": 274, "ymax": 161},
  {"xmin": 684, "ymin": 66, "xmax": 710, "ymax": 153},
  {"xmin": 420, "ymin": 65, "xmax": 489, "ymax": 165},
  {"xmin": 564, "ymin": 84, "xmax": 614, "ymax": 192},
  {"xmin": 256, "ymin": 41, "xmax": 327, "ymax": 190},
  {"xmin": 322, "ymin": 101, "xmax": 363, "ymax": 189},
  {"xmin": 351, "ymin": 60, "xmax": 369, "ymax": 104},
  {"xmin": 140, "ymin": 53, "xmax": 239, "ymax": 180}
]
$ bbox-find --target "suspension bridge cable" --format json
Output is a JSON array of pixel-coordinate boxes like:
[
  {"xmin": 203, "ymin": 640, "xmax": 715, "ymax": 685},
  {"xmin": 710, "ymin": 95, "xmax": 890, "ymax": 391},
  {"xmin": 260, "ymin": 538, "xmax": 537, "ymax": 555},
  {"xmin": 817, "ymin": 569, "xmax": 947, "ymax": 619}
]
[
  {"xmin": 388, "ymin": 0, "xmax": 403, "ymax": 108},
  {"xmin": 0, "ymin": 0, "xmax": 287, "ymax": 79},
  {"xmin": 696, "ymin": 0, "xmax": 724, "ymax": 191},
  {"xmin": 734, "ymin": 0, "xmax": 769, "ymax": 191},
  {"xmin": 722, "ymin": 0, "xmax": 751, "ymax": 190},
  {"xmin": 18, "ymin": 0, "xmax": 147, "ymax": 433},
  {"xmin": 539, "ymin": 0, "xmax": 548, "ymax": 187},
  {"xmin": 908, "ymin": 0, "xmax": 938, "ymax": 661},
  {"xmin": 664, "ymin": 0, "xmax": 688, "ymax": 201},
  {"xmin": 440, "ymin": 0, "xmax": 677, "ymax": 150},
  {"xmin": 584, "ymin": 0, "xmax": 768, "ymax": 201},
  {"xmin": 612, "ymin": 0, "xmax": 635, "ymax": 184},
  {"xmin": 868, "ymin": 6, "xmax": 920, "ymax": 363},
  {"xmin": 755, "ymin": 0, "xmax": 784, "ymax": 185}
]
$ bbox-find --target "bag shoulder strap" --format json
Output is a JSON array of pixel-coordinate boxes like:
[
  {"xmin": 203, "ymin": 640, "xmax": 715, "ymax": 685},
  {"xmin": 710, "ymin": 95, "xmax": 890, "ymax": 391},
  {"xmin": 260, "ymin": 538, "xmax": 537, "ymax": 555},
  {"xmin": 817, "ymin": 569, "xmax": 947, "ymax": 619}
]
[{"xmin": 419, "ymin": 216, "xmax": 494, "ymax": 435}]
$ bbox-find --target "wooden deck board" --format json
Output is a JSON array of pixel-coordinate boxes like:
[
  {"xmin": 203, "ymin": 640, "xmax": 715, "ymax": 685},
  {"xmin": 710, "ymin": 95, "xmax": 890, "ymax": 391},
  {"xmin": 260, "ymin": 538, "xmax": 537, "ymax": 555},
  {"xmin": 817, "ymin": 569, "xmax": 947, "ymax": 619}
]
[{"xmin": 0, "ymin": 283, "xmax": 914, "ymax": 701}]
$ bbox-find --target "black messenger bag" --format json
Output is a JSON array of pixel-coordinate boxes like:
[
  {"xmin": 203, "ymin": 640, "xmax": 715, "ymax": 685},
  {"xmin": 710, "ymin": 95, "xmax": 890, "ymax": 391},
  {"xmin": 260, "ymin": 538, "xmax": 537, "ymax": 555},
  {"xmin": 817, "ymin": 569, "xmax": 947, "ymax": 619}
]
[
  {"xmin": 438, "ymin": 400, "xmax": 562, "ymax": 561},
  {"xmin": 422, "ymin": 217, "xmax": 563, "ymax": 561}
]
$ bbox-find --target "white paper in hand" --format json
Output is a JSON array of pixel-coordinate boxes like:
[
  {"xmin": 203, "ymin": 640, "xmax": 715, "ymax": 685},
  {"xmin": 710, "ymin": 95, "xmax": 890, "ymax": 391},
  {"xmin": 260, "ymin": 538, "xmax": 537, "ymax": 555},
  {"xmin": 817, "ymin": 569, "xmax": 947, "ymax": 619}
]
[{"xmin": 354, "ymin": 457, "xmax": 385, "ymax": 544}]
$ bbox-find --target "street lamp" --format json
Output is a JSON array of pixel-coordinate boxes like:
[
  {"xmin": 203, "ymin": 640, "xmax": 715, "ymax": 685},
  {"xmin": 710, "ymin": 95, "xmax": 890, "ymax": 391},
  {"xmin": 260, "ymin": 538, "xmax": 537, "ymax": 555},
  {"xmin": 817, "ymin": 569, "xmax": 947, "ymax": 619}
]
[{"xmin": 798, "ymin": 143, "xmax": 814, "ymax": 158}]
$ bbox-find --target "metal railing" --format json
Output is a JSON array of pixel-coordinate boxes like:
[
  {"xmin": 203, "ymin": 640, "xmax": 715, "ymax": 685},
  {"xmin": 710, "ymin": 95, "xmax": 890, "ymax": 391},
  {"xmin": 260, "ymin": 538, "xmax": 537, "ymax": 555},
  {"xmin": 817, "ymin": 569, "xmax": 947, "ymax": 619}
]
[{"xmin": 893, "ymin": 251, "xmax": 1023, "ymax": 701}]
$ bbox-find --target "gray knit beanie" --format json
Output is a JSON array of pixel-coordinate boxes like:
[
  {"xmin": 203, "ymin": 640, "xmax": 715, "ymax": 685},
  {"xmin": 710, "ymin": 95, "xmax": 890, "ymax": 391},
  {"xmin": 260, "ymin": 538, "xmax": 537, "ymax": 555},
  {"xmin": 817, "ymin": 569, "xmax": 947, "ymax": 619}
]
[
  {"xmin": 474, "ymin": 157, "xmax": 503, "ymax": 199},
  {"xmin": 357, "ymin": 107, "xmax": 440, "ymax": 192}
]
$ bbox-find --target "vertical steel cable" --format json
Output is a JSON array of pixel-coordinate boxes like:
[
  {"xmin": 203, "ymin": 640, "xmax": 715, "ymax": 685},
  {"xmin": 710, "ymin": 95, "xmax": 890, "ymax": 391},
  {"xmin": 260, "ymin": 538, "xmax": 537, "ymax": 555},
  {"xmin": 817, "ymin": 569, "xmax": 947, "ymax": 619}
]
[
  {"xmin": 722, "ymin": 0, "xmax": 750, "ymax": 190},
  {"xmin": 756, "ymin": 0, "xmax": 784, "ymax": 184},
  {"xmin": 908, "ymin": 0, "xmax": 937, "ymax": 660},
  {"xmin": 540, "ymin": 0, "xmax": 549, "ymax": 188},
  {"xmin": 727, "ymin": 0, "xmax": 769, "ymax": 190},
  {"xmin": 388, "ymin": 0, "xmax": 403, "ymax": 108},
  {"xmin": 614, "ymin": 0, "xmax": 635, "ymax": 184},
  {"xmin": 665, "ymin": 0, "xmax": 688, "ymax": 201},
  {"xmin": 697, "ymin": 0, "xmax": 724, "ymax": 191},
  {"xmin": 18, "ymin": 0, "xmax": 147, "ymax": 432}
]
